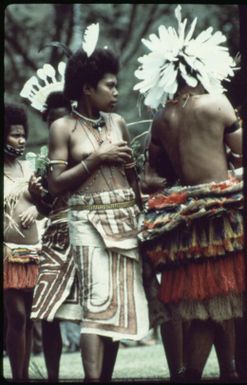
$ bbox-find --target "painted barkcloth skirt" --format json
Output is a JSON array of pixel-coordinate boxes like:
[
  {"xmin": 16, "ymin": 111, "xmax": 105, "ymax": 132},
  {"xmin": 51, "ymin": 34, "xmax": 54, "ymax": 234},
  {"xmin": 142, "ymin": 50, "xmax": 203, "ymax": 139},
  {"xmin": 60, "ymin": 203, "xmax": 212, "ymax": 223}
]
[
  {"xmin": 31, "ymin": 210, "xmax": 82, "ymax": 322},
  {"xmin": 138, "ymin": 179, "xmax": 245, "ymax": 322},
  {"xmin": 68, "ymin": 188, "xmax": 149, "ymax": 341}
]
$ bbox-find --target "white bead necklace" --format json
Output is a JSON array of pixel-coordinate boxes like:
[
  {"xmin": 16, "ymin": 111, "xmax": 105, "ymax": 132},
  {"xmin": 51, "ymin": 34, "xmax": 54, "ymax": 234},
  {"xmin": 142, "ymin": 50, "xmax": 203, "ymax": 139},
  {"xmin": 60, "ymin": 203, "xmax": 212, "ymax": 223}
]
[{"xmin": 72, "ymin": 106, "xmax": 105, "ymax": 131}]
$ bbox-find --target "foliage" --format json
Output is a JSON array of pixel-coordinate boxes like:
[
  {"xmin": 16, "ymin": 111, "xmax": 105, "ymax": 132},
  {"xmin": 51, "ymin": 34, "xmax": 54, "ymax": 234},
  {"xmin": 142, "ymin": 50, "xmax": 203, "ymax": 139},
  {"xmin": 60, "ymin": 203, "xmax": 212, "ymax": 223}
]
[{"xmin": 4, "ymin": 4, "xmax": 240, "ymax": 154}]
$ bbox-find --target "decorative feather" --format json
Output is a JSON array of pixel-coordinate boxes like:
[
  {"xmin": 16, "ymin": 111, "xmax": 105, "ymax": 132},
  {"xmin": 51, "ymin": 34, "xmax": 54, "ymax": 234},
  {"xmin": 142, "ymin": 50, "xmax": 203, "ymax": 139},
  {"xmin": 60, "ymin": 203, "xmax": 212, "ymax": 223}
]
[
  {"xmin": 133, "ymin": 4, "xmax": 237, "ymax": 110},
  {"xmin": 39, "ymin": 42, "xmax": 72, "ymax": 58},
  {"xmin": 82, "ymin": 23, "xmax": 99, "ymax": 57},
  {"xmin": 20, "ymin": 62, "xmax": 66, "ymax": 112}
]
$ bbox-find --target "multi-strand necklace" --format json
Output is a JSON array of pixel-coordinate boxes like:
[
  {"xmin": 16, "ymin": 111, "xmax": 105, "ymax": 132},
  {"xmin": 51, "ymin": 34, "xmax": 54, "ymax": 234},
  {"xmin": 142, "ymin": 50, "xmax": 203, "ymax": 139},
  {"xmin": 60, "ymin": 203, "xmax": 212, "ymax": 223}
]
[
  {"xmin": 72, "ymin": 107, "xmax": 105, "ymax": 132},
  {"xmin": 74, "ymin": 109, "xmax": 117, "ymax": 192}
]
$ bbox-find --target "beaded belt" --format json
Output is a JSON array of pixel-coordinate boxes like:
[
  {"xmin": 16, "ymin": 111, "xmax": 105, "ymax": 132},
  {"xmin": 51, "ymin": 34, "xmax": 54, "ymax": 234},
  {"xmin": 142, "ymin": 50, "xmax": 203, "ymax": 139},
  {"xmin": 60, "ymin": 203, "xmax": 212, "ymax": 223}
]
[{"xmin": 70, "ymin": 199, "xmax": 136, "ymax": 211}]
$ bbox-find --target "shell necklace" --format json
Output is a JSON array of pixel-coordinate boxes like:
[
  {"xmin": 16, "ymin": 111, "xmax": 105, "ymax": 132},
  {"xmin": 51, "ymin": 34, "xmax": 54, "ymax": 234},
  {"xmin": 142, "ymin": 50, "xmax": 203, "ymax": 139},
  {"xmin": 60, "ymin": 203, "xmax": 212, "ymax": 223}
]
[{"xmin": 72, "ymin": 106, "xmax": 105, "ymax": 131}]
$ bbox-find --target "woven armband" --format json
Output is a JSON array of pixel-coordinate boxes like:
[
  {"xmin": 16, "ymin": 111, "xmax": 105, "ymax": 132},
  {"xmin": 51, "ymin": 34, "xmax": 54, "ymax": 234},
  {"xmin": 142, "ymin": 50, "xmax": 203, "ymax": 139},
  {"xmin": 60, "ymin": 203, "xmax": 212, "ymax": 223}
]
[
  {"xmin": 225, "ymin": 120, "xmax": 241, "ymax": 134},
  {"xmin": 48, "ymin": 159, "xmax": 68, "ymax": 171}
]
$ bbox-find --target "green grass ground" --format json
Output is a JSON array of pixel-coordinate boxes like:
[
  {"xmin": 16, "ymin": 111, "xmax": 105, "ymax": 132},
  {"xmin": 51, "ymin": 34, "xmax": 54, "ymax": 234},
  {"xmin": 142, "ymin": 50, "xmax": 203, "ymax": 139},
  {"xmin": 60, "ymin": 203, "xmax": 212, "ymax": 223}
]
[{"xmin": 3, "ymin": 342, "xmax": 219, "ymax": 381}]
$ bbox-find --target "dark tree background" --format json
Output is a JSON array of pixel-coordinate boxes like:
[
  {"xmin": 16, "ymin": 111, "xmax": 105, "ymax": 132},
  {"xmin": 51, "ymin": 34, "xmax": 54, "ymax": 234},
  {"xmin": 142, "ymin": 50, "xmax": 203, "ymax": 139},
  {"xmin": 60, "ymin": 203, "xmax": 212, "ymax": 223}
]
[{"xmin": 4, "ymin": 4, "xmax": 240, "ymax": 152}]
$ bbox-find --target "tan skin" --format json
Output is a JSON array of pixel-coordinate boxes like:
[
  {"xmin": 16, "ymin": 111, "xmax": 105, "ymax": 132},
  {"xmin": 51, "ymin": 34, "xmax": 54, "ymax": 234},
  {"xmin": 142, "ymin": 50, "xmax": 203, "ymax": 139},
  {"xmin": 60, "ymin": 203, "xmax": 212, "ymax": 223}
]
[
  {"xmin": 4, "ymin": 125, "xmax": 40, "ymax": 381},
  {"xmin": 28, "ymin": 106, "xmax": 71, "ymax": 382},
  {"xmin": 4, "ymin": 126, "xmax": 40, "ymax": 243},
  {"xmin": 48, "ymin": 73, "xmax": 142, "ymax": 381},
  {"xmin": 149, "ymin": 84, "xmax": 242, "ymax": 185},
  {"xmin": 48, "ymin": 74, "xmax": 141, "ymax": 205},
  {"xmin": 148, "ymin": 84, "xmax": 243, "ymax": 381}
]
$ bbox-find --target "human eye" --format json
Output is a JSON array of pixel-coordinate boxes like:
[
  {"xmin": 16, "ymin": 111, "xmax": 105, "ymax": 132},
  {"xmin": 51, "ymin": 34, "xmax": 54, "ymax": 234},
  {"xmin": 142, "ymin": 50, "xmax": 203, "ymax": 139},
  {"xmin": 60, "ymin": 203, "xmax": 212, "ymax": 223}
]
[{"xmin": 107, "ymin": 81, "xmax": 117, "ymax": 89}]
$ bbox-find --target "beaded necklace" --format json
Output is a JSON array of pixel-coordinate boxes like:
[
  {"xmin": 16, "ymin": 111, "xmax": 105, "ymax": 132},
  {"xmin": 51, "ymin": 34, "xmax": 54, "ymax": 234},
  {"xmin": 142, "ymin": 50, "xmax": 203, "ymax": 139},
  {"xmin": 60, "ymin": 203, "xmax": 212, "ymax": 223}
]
[
  {"xmin": 72, "ymin": 107, "xmax": 105, "ymax": 130},
  {"xmin": 77, "ymin": 118, "xmax": 116, "ymax": 192}
]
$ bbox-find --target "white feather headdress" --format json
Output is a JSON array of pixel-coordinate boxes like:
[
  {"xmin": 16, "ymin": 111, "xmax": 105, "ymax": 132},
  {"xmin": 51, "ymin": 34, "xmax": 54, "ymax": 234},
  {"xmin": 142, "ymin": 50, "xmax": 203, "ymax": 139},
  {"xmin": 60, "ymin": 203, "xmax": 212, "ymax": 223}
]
[
  {"xmin": 20, "ymin": 62, "xmax": 66, "ymax": 112},
  {"xmin": 82, "ymin": 23, "xmax": 99, "ymax": 57},
  {"xmin": 134, "ymin": 5, "xmax": 237, "ymax": 110}
]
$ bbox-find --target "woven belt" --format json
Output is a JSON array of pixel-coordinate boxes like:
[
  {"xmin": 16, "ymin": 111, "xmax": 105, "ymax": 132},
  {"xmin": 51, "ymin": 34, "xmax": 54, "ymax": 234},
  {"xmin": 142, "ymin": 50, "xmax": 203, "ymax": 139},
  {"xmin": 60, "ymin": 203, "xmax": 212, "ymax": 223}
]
[
  {"xmin": 49, "ymin": 210, "xmax": 68, "ymax": 221},
  {"xmin": 70, "ymin": 199, "xmax": 136, "ymax": 211}
]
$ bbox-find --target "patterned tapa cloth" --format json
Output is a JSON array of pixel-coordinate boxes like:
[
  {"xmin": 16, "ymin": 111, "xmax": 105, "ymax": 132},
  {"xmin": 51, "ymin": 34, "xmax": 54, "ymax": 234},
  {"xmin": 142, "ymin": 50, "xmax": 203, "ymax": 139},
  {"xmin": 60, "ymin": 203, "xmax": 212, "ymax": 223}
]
[
  {"xmin": 31, "ymin": 209, "xmax": 82, "ymax": 322},
  {"xmin": 4, "ymin": 161, "xmax": 40, "ymax": 289},
  {"xmin": 68, "ymin": 188, "xmax": 150, "ymax": 341},
  {"xmin": 138, "ymin": 179, "xmax": 245, "ymax": 322}
]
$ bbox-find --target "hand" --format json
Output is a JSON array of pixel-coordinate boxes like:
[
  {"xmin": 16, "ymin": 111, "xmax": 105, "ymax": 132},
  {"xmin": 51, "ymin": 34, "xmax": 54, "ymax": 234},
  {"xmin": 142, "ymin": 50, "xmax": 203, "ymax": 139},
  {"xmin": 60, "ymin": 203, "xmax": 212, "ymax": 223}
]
[
  {"xmin": 19, "ymin": 206, "xmax": 38, "ymax": 229},
  {"xmin": 28, "ymin": 174, "xmax": 46, "ymax": 198},
  {"xmin": 97, "ymin": 141, "xmax": 133, "ymax": 164}
]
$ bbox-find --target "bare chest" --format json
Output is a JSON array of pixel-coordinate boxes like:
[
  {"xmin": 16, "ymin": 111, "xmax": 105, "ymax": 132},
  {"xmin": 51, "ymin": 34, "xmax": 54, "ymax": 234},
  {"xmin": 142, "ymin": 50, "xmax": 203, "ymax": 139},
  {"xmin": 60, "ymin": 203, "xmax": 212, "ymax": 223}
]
[{"xmin": 69, "ymin": 119, "xmax": 123, "ymax": 162}]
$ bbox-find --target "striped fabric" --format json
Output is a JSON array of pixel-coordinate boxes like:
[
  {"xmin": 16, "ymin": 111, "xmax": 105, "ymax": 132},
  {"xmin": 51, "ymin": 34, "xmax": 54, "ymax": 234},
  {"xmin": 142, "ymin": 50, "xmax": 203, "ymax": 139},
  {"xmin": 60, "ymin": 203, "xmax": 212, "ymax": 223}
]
[{"xmin": 68, "ymin": 188, "xmax": 150, "ymax": 340}]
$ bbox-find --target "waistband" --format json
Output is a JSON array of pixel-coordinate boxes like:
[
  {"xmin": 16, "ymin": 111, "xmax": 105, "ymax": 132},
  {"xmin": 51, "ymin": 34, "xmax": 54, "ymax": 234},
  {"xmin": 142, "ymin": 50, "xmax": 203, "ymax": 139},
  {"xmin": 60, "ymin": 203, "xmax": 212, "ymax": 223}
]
[
  {"xmin": 49, "ymin": 209, "xmax": 68, "ymax": 221},
  {"xmin": 70, "ymin": 199, "xmax": 136, "ymax": 211}
]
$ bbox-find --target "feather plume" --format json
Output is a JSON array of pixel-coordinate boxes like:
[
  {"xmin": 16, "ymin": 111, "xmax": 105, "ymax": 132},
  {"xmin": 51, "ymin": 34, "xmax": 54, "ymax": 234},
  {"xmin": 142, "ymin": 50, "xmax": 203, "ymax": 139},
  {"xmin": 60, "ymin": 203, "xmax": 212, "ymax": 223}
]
[
  {"xmin": 133, "ymin": 4, "xmax": 237, "ymax": 110},
  {"xmin": 82, "ymin": 23, "xmax": 99, "ymax": 57}
]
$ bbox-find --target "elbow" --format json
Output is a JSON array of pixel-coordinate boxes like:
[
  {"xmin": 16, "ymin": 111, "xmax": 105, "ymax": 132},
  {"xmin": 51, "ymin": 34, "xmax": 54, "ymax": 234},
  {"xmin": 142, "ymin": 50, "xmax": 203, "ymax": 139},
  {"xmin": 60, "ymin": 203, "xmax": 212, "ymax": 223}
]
[{"xmin": 47, "ymin": 179, "xmax": 63, "ymax": 196}]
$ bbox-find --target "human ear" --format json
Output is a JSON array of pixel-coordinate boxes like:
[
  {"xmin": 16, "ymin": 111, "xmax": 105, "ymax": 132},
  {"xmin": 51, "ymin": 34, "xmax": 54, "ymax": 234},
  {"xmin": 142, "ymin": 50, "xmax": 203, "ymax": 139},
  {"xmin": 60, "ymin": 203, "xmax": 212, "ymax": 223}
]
[{"xmin": 83, "ymin": 84, "xmax": 93, "ymax": 96}]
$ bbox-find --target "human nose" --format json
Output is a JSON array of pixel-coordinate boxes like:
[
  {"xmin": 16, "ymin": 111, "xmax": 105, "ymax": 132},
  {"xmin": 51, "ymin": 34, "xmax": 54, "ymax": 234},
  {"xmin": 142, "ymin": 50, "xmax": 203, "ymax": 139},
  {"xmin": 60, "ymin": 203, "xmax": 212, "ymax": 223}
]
[
  {"xmin": 19, "ymin": 137, "xmax": 26, "ymax": 144},
  {"xmin": 113, "ymin": 87, "xmax": 118, "ymax": 97}
]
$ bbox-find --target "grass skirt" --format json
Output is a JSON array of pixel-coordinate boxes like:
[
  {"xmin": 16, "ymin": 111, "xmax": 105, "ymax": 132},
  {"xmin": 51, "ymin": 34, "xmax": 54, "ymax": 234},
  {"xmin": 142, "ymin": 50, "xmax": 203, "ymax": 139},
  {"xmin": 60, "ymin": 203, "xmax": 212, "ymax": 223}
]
[
  {"xmin": 4, "ymin": 243, "xmax": 39, "ymax": 289},
  {"xmin": 139, "ymin": 179, "xmax": 245, "ymax": 321}
]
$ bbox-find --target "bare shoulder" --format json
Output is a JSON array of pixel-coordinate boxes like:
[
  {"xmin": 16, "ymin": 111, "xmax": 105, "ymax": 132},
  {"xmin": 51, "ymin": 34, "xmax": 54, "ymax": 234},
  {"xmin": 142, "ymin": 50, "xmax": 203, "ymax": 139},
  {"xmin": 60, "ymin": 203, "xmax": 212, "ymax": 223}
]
[
  {"xmin": 152, "ymin": 108, "xmax": 169, "ymax": 136},
  {"xmin": 49, "ymin": 114, "xmax": 75, "ymax": 142},
  {"xmin": 198, "ymin": 93, "xmax": 236, "ymax": 120},
  {"xmin": 107, "ymin": 112, "xmax": 125, "ymax": 125}
]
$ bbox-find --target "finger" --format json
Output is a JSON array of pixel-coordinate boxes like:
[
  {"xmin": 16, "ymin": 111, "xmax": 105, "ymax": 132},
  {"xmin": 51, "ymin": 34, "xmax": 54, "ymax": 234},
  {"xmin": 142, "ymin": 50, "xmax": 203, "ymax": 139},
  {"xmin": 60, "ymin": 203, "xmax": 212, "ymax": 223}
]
[{"xmin": 116, "ymin": 141, "xmax": 128, "ymax": 147}]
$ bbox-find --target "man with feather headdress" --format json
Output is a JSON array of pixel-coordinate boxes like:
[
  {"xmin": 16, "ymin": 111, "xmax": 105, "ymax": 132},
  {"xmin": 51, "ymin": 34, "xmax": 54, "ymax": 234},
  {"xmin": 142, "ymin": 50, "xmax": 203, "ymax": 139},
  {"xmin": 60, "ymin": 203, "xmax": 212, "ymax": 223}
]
[{"xmin": 135, "ymin": 5, "xmax": 244, "ymax": 381}]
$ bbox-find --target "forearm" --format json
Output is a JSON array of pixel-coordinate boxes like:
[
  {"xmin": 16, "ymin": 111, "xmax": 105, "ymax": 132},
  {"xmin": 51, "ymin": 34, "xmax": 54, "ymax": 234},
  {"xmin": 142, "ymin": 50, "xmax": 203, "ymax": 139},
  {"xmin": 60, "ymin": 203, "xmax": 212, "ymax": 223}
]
[
  {"xmin": 48, "ymin": 152, "xmax": 101, "ymax": 195},
  {"xmin": 125, "ymin": 167, "xmax": 143, "ymax": 210},
  {"xmin": 35, "ymin": 199, "xmax": 52, "ymax": 217}
]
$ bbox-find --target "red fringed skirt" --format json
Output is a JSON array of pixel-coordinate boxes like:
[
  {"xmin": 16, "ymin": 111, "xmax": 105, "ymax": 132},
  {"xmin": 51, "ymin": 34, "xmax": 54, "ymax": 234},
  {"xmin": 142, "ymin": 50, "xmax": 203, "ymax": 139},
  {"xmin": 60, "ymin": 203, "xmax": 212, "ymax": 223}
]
[
  {"xmin": 4, "ymin": 243, "xmax": 40, "ymax": 290},
  {"xmin": 139, "ymin": 179, "xmax": 245, "ymax": 321}
]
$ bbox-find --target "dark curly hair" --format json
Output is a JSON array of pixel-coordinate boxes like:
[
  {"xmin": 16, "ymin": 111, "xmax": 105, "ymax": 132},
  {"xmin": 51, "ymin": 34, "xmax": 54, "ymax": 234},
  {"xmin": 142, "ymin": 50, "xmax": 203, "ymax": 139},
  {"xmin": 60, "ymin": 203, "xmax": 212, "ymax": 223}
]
[
  {"xmin": 64, "ymin": 48, "xmax": 119, "ymax": 102},
  {"xmin": 4, "ymin": 103, "xmax": 28, "ymax": 142},
  {"xmin": 42, "ymin": 91, "xmax": 71, "ymax": 122}
]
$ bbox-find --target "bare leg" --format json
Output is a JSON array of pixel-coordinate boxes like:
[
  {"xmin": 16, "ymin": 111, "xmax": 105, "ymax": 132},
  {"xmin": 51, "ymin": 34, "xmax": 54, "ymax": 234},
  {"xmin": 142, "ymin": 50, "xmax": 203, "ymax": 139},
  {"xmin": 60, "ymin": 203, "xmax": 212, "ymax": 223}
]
[
  {"xmin": 80, "ymin": 333, "xmax": 104, "ymax": 381},
  {"xmin": 185, "ymin": 319, "xmax": 215, "ymax": 382},
  {"xmin": 235, "ymin": 318, "xmax": 247, "ymax": 380},
  {"xmin": 182, "ymin": 320, "xmax": 190, "ymax": 369},
  {"xmin": 100, "ymin": 337, "xmax": 119, "ymax": 382},
  {"xmin": 22, "ymin": 291, "xmax": 34, "ymax": 379},
  {"xmin": 160, "ymin": 320, "xmax": 185, "ymax": 381},
  {"xmin": 42, "ymin": 319, "xmax": 62, "ymax": 381},
  {"xmin": 214, "ymin": 319, "xmax": 238, "ymax": 380},
  {"xmin": 4, "ymin": 289, "xmax": 33, "ymax": 380}
]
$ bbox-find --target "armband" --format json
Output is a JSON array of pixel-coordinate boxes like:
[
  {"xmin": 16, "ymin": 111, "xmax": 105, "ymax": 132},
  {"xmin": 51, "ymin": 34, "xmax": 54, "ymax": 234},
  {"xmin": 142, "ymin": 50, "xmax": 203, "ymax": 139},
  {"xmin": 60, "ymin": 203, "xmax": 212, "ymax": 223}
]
[
  {"xmin": 230, "ymin": 151, "xmax": 243, "ymax": 159},
  {"xmin": 48, "ymin": 159, "xmax": 68, "ymax": 171},
  {"xmin": 80, "ymin": 160, "xmax": 90, "ymax": 175},
  {"xmin": 225, "ymin": 120, "xmax": 241, "ymax": 134}
]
